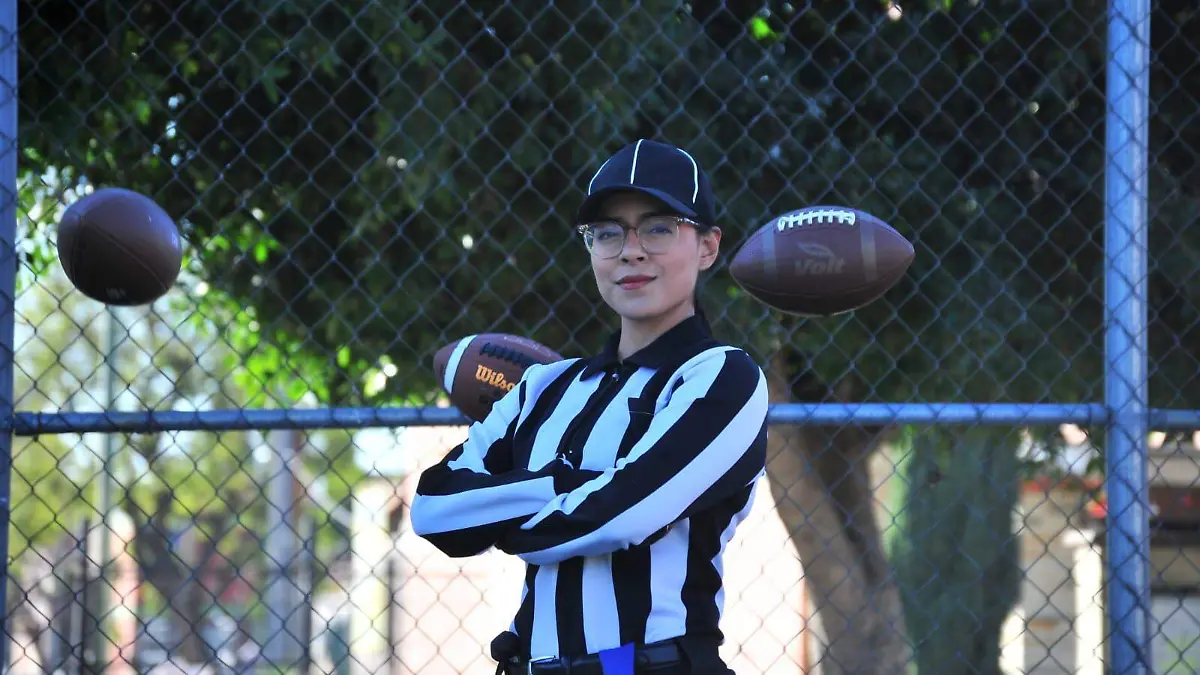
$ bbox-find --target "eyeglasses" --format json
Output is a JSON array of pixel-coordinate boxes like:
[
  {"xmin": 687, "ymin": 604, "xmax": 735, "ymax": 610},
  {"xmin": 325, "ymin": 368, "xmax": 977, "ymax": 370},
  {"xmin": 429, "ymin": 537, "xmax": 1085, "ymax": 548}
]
[{"xmin": 575, "ymin": 215, "xmax": 699, "ymax": 259}]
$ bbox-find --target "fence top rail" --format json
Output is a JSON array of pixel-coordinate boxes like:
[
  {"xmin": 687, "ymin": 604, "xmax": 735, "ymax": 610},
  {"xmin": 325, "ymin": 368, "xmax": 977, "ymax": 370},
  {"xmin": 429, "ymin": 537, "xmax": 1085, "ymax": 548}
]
[{"xmin": 7, "ymin": 403, "xmax": 1197, "ymax": 435}]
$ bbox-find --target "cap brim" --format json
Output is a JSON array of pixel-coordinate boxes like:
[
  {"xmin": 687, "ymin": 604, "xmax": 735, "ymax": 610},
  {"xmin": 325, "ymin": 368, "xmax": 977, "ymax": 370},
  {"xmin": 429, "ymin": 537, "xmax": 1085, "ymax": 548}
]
[{"xmin": 576, "ymin": 185, "xmax": 699, "ymax": 224}]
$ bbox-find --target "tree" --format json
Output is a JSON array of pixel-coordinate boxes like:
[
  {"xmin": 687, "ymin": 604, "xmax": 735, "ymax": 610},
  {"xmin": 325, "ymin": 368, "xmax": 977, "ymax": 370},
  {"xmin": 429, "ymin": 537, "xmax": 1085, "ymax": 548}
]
[
  {"xmin": 16, "ymin": 0, "xmax": 1200, "ymax": 672},
  {"xmin": 11, "ymin": 180, "xmax": 364, "ymax": 667},
  {"xmin": 886, "ymin": 427, "xmax": 1024, "ymax": 675},
  {"xmin": 11, "ymin": 223, "xmax": 256, "ymax": 662}
]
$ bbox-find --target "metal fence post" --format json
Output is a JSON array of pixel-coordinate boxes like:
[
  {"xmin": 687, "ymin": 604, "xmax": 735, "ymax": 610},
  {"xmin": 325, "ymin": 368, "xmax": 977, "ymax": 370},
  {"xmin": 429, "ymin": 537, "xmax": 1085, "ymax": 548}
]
[
  {"xmin": 1104, "ymin": 0, "xmax": 1153, "ymax": 670},
  {"xmin": 92, "ymin": 304, "xmax": 121, "ymax": 673},
  {"xmin": 263, "ymin": 428, "xmax": 303, "ymax": 667},
  {"xmin": 0, "ymin": 2, "xmax": 18, "ymax": 671}
]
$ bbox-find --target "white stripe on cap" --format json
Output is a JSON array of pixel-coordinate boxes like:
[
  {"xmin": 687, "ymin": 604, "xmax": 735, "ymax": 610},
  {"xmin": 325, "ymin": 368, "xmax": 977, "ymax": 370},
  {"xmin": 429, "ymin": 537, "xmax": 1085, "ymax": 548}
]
[
  {"xmin": 675, "ymin": 147, "xmax": 700, "ymax": 203},
  {"xmin": 587, "ymin": 157, "xmax": 614, "ymax": 195},
  {"xmin": 443, "ymin": 334, "xmax": 476, "ymax": 394},
  {"xmin": 629, "ymin": 139, "xmax": 645, "ymax": 184}
]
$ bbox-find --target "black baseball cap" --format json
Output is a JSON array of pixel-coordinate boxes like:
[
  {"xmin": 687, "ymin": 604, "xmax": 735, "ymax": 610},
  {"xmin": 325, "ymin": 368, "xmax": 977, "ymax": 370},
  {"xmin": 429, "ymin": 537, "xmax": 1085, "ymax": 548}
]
[{"xmin": 576, "ymin": 139, "xmax": 717, "ymax": 227}]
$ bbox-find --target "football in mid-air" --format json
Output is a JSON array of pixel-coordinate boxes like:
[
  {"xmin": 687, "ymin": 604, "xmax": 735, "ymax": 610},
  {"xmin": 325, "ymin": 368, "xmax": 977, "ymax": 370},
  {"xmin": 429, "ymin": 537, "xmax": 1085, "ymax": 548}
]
[
  {"xmin": 433, "ymin": 333, "xmax": 563, "ymax": 422},
  {"xmin": 729, "ymin": 206, "xmax": 914, "ymax": 316},
  {"xmin": 57, "ymin": 187, "xmax": 184, "ymax": 306}
]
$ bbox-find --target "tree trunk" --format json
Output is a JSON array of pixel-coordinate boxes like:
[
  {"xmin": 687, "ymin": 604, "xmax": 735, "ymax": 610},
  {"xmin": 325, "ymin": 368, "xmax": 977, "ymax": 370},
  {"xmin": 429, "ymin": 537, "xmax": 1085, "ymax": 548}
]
[
  {"xmin": 7, "ymin": 578, "xmax": 51, "ymax": 671},
  {"xmin": 764, "ymin": 350, "xmax": 912, "ymax": 674},
  {"xmin": 889, "ymin": 426, "xmax": 1022, "ymax": 675},
  {"xmin": 130, "ymin": 489, "xmax": 218, "ymax": 665}
]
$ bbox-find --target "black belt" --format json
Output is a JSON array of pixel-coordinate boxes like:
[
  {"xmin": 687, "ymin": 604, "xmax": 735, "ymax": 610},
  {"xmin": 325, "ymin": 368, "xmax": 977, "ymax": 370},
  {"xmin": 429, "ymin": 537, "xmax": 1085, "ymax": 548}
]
[{"xmin": 501, "ymin": 640, "xmax": 686, "ymax": 675}]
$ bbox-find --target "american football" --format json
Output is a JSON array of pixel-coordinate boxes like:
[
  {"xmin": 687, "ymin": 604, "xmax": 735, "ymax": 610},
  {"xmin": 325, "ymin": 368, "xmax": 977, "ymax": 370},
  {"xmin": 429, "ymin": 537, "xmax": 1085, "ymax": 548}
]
[
  {"xmin": 433, "ymin": 333, "xmax": 563, "ymax": 422},
  {"xmin": 729, "ymin": 206, "xmax": 915, "ymax": 316},
  {"xmin": 57, "ymin": 187, "xmax": 184, "ymax": 306}
]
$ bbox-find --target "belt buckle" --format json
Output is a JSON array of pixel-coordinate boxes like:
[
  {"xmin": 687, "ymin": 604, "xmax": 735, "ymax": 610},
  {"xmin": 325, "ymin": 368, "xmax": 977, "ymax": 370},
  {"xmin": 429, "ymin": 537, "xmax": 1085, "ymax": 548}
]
[{"xmin": 526, "ymin": 655, "xmax": 555, "ymax": 675}]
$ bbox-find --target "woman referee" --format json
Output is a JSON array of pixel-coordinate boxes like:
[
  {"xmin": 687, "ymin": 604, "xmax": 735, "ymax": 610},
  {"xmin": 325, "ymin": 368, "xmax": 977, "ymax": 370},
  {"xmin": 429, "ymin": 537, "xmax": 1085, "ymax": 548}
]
[{"xmin": 410, "ymin": 139, "xmax": 770, "ymax": 675}]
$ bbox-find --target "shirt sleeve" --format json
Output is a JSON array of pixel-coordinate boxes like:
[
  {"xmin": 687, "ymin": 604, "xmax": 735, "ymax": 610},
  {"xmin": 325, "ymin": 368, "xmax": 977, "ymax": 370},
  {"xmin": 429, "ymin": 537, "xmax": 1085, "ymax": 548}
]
[
  {"xmin": 409, "ymin": 369, "xmax": 560, "ymax": 558},
  {"xmin": 497, "ymin": 349, "xmax": 769, "ymax": 566}
]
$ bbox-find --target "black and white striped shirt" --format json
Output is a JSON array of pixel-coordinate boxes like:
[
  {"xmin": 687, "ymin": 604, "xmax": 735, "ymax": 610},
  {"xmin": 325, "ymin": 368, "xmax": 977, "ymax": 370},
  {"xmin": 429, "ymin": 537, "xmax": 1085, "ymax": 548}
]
[{"xmin": 410, "ymin": 315, "xmax": 769, "ymax": 659}]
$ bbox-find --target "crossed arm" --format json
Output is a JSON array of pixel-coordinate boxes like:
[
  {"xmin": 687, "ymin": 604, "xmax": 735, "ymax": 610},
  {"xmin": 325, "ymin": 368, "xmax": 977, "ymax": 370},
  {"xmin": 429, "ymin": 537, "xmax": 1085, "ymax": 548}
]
[
  {"xmin": 410, "ymin": 350, "xmax": 769, "ymax": 564},
  {"xmin": 408, "ymin": 368, "xmax": 563, "ymax": 557}
]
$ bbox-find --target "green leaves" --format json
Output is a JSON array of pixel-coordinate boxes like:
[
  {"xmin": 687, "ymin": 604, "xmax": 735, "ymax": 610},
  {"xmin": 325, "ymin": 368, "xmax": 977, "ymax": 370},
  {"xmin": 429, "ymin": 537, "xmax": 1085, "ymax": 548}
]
[
  {"xmin": 15, "ymin": 0, "xmax": 1200, "ymax": 412},
  {"xmin": 886, "ymin": 426, "xmax": 1024, "ymax": 674}
]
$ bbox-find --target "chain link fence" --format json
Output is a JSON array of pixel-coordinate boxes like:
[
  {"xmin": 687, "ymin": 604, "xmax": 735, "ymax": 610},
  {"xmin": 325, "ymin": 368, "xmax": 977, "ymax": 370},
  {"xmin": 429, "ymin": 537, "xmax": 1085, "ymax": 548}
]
[{"xmin": 3, "ymin": 1, "xmax": 1199, "ymax": 674}]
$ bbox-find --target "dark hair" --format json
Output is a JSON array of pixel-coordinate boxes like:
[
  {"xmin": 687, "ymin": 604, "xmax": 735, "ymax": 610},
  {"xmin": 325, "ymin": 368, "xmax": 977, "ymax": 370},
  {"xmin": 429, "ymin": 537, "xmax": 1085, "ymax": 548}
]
[
  {"xmin": 692, "ymin": 222, "xmax": 716, "ymax": 332},
  {"xmin": 693, "ymin": 286, "xmax": 712, "ymax": 331}
]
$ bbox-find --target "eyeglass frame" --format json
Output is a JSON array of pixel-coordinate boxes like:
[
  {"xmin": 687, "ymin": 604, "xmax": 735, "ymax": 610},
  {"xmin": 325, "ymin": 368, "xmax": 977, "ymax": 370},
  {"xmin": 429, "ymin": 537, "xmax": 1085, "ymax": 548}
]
[{"xmin": 575, "ymin": 214, "xmax": 703, "ymax": 259}]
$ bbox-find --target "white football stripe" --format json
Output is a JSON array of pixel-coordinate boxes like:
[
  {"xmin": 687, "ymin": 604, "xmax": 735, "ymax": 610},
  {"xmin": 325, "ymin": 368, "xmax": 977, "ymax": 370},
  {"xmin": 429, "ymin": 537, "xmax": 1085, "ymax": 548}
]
[{"xmin": 444, "ymin": 335, "xmax": 476, "ymax": 395}]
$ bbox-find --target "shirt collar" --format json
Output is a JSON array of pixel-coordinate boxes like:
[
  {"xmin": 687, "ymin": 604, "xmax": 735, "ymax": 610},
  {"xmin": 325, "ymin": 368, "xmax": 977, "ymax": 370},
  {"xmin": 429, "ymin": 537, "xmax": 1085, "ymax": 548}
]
[{"xmin": 580, "ymin": 314, "xmax": 714, "ymax": 379}]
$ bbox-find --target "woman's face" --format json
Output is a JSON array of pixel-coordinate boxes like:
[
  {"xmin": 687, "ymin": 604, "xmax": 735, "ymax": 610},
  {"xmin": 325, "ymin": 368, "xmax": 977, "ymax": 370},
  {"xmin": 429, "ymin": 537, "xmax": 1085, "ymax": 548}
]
[{"xmin": 587, "ymin": 191, "xmax": 721, "ymax": 324}]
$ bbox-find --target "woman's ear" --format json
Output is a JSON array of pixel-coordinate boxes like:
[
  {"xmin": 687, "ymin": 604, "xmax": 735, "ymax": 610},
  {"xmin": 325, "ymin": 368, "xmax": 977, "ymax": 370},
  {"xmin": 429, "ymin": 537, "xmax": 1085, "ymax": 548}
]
[{"xmin": 699, "ymin": 227, "xmax": 721, "ymax": 271}]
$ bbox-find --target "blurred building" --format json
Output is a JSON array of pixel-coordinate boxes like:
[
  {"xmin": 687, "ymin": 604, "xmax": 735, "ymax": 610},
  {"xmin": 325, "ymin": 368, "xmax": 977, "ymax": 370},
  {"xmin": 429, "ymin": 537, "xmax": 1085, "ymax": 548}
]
[
  {"xmin": 1006, "ymin": 428, "xmax": 1200, "ymax": 675},
  {"xmin": 347, "ymin": 422, "xmax": 809, "ymax": 675},
  {"xmin": 344, "ymin": 423, "xmax": 1200, "ymax": 675}
]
